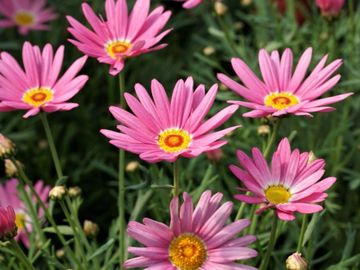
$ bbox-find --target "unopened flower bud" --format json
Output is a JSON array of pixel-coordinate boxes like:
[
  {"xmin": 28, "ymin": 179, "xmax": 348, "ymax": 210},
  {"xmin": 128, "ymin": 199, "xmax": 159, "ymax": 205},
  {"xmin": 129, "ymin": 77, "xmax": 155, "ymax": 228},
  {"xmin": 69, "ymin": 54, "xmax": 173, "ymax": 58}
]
[
  {"xmin": 0, "ymin": 134, "xmax": 15, "ymax": 159},
  {"xmin": 219, "ymin": 83, "xmax": 228, "ymax": 91},
  {"xmin": 233, "ymin": 21, "xmax": 244, "ymax": 30},
  {"xmin": 49, "ymin": 186, "xmax": 67, "ymax": 201},
  {"xmin": 258, "ymin": 125, "xmax": 270, "ymax": 136},
  {"xmin": 0, "ymin": 206, "xmax": 17, "ymax": 241},
  {"xmin": 126, "ymin": 161, "xmax": 140, "ymax": 172},
  {"xmin": 308, "ymin": 151, "xmax": 317, "ymax": 164},
  {"xmin": 286, "ymin": 252, "xmax": 308, "ymax": 270},
  {"xmin": 241, "ymin": 0, "xmax": 252, "ymax": 6},
  {"xmin": 83, "ymin": 220, "xmax": 99, "ymax": 237},
  {"xmin": 203, "ymin": 46, "xmax": 215, "ymax": 56},
  {"xmin": 5, "ymin": 159, "xmax": 22, "ymax": 177},
  {"xmin": 68, "ymin": 186, "xmax": 82, "ymax": 198},
  {"xmin": 56, "ymin": 249, "xmax": 65, "ymax": 259},
  {"xmin": 206, "ymin": 149, "xmax": 224, "ymax": 162},
  {"xmin": 214, "ymin": 1, "xmax": 228, "ymax": 16}
]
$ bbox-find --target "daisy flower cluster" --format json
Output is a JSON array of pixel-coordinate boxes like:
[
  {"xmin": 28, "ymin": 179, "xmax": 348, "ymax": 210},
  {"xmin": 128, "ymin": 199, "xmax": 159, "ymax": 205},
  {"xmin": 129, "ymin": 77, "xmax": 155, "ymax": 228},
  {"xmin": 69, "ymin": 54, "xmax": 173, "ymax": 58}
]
[{"xmin": 0, "ymin": 0, "xmax": 351, "ymax": 269}]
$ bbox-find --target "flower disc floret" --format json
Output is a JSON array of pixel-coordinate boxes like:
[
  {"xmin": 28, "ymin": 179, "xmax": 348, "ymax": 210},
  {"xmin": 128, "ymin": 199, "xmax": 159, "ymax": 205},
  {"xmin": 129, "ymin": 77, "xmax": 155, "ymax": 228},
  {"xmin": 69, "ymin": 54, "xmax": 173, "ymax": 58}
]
[
  {"xmin": 169, "ymin": 233, "xmax": 207, "ymax": 270},
  {"xmin": 105, "ymin": 40, "xmax": 132, "ymax": 59},
  {"xmin": 264, "ymin": 92, "xmax": 299, "ymax": 110},
  {"xmin": 14, "ymin": 11, "xmax": 35, "ymax": 26},
  {"xmin": 157, "ymin": 128, "xmax": 192, "ymax": 153},
  {"xmin": 265, "ymin": 185, "xmax": 291, "ymax": 204},
  {"xmin": 22, "ymin": 87, "xmax": 54, "ymax": 107}
]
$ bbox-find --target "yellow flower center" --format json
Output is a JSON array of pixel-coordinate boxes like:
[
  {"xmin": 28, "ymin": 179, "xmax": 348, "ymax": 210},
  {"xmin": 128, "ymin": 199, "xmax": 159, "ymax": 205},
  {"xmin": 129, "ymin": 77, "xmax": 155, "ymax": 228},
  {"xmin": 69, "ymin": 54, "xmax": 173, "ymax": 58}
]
[
  {"xmin": 14, "ymin": 11, "xmax": 35, "ymax": 27},
  {"xmin": 15, "ymin": 213, "xmax": 26, "ymax": 230},
  {"xmin": 265, "ymin": 185, "xmax": 291, "ymax": 204},
  {"xmin": 169, "ymin": 233, "xmax": 207, "ymax": 270},
  {"xmin": 264, "ymin": 92, "xmax": 299, "ymax": 110},
  {"xmin": 157, "ymin": 128, "xmax": 192, "ymax": 153},
  {"xmin": 105, "ymin": 40, "xmax": 132, "ymax": 59},
  {"xmin": 22, "ymin": 87, "xmax": 54, "ymax": 107}
]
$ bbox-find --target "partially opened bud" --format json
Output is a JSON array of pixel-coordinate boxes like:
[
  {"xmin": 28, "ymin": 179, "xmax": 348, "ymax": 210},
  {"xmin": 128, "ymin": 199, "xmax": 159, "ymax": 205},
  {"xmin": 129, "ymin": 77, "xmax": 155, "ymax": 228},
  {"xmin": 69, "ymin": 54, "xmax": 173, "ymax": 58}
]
[
  {"xmin": 214, "ymin": 1, "xmax": 228, "ymax": 16},
  {"xmin": 49, "ymin": 186, "xmax": 67, "ymax": 201},
  {"xmin": 68, "ymin": 186, "xmax": 82, "ymax": 198},
  {"xmin": 0, "ymin": 206, "xmax": 17, "ymax": 241},
  {"xmin": 4, "ymin": 159, "xmax": 22, "ymax": 177},
  {"xmin": 308, "ymin": 151, "xmax": 317, "ymax": 164},
  {"xmin": 316, "ymin": 0, "xmax": 345, "ymax": 17},
  {"xmin": 206, "ymin": 149, "xmax": 224, "ymax": 162},
  {"xmin": 83, "ymin": 220, "xmax": 99, "ymax": 237},
  {"xmin": 203, "ymin": 46, "xmax": 215, "ymax": 56},
  {"xmin": 126, "ymin": 161, "xmax": 140, "ymax": 172},
  {"xmin": 286, "ymin": 252, "xmax": 308, "ymax": 270},
  {"xmin": 0, "ymin": 134, "xmax": 15, "ymax": 159},
  {"xmin": 258, "ymin": 125, "xmax": 270, "ymax": 136}
]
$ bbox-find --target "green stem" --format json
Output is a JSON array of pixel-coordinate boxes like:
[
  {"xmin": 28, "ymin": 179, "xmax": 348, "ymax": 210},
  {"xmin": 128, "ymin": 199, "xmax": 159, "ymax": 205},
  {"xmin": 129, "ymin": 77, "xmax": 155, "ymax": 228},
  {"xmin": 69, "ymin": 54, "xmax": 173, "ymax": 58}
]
[
  {"xmin": 118, "ymin": 72, "xmax": 126, "ymax": 270},
  {"xmin": 10, "ymin": 158, "xmax": 46, "ymax": 246},
  {"xmin": 297, "ymin": 215, "xmax": 307, "ymax": 252},
  {"xmin": 263, "ymin": 120, "xmax": 281, "ymax": 159},
  {"xmin": 10, "ymin": 239, "xmax": 36, "ymax": 270},
  {"xmin": 39, "ymin": 112, "xmax": 63, "ymax": 179},
  {"xmin": 259, "ymin": 212, "xmax": 279, "ymax": 270},
  {"xmin": 59, "ymin": 200, "xmax": 88, "ymax": 267},
  {"xmin": 172, "ymin": 159, "xmax": 181, "ymax": 197},
  {"xmin": 13, "ymin": 160, "xmax": 83, "ymax": 269}
]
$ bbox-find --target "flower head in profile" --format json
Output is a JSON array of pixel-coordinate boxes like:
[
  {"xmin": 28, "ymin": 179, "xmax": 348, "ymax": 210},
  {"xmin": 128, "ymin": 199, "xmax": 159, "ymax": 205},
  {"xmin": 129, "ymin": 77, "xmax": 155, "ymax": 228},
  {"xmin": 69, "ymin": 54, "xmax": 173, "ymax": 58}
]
[
  {"xmin": 101, "ymin": 77, "xmax": 239, "ymax": 163},
  {"xmin": 316, "ymin": 0, "xmax": 345, "ymax": 16},
  {"xmin": 218, "ymin": 48, "xmax": 352, "ymax": 118},
  {"xmin": 67, "ymin": 0, "xmax": 171, "ymax": 76},
  {"xmin": 125, "ymin": 191, "xmax": 257, "ymax": 269},
  {"xmin": 175, "ymin": 0, "xmax": 202, "ymax": 9},
  {"xmin": 230, "ymin": 138, "xmax": 336, "ymax": 221},
  {"xmin": 0, "ymin": 179, "xmax": 50, "ymax": 246},
  {"xmin": 0, "ymin": 0, "xmax": 57, "ymax": 35},
  {"xmin": 0, "ymin": 42, "xmax": 88, "ymax": 118},
  {"xmin": 0, "ymin": 205, "xmax": 17, "ymax": 241}
]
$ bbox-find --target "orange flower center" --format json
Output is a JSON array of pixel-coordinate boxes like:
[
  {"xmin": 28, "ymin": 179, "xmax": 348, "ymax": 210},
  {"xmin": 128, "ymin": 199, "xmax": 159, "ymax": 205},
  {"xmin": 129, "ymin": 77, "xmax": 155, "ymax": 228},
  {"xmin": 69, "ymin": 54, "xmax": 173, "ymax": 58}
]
[
  {"xmin": 14, "ymin": 11, "xmax": 34, "ymax": 26},
  {"xmin": 264, "ymin": 92, "xmax": 299, "ymax": 110},
  {"xmin": 169, "ymin": 233, "xmax": 207, "ymax": 270},
  {"xmin": 105, "ymin": 40, "xmax": 132, "ymax": 59},
  {"xmin": 22, "ymin": 87, "xmax": 54, "ymax": 107},
  {"xmin": 157, "ymin": 128, "xmax": 192, "ymax": 153}
]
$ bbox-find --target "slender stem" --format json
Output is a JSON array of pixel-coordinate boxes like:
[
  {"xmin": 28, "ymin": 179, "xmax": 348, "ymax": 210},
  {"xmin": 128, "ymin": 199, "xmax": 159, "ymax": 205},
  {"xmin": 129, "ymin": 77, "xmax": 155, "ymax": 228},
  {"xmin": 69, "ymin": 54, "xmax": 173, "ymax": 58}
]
[
  {"xmin": 259, "ymin": 212, "xmax": 279, "ymax": 270},
  {"xmin": 118, "ymin": 72, "xmax": 126, "ymax": 270},
  {"xmin": 10, "ymin": 158, "xmax": 46, "ymax": 246},
  {"xmin": 13, "ymin": 160, "xmax": 83, "ymax": 269},
  {"xmin": 297, "ymin": 215, "xmax": 307, "ymax": 252},
  {"xmin": 10, "ymin": 239, "xmax": 36, "ymax": 270},
  {"xmin": 263, "ymin": 120, "xmax": 281, "ymax": 159},
  {"xmin": 59, "ymin": 200, "xmax": 88, "ymax": 267},
  {"xmin": 39, "ymin": 112, "xmax": 63, "ymax": 179},
  {"xmin": 172, "ymin": 159, "xmax": 181, "ymax": 197}
]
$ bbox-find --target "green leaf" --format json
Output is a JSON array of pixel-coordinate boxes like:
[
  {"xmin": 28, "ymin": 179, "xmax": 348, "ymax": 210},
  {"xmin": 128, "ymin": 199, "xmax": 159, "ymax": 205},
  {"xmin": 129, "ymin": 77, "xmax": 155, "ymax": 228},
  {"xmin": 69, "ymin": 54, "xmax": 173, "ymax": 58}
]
[
  {"xmin": 87, "ymin": 239, "xmax": 115, "ymax": 261},
  {"xmin": 43, "ymin": 226, "xmax": 74, "ymax": 236}
]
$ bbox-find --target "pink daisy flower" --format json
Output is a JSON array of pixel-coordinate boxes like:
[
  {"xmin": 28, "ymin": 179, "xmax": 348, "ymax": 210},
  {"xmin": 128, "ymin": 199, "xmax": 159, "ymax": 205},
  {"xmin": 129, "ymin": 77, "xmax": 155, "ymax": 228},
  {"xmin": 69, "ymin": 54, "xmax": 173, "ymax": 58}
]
[
  {"xmin": 0, "ymin": 178, "xmax": 50, "ymax": 247},
  {"xmin": 125, "ymin": 191, "xmax": 258, "ymax": 269},
  {"xmin": 100, "ymin": 77, "xmax": 239, "ymax": 163},
  {"xmin": 230, "ymin": 138, "xmax": 336, "ymax": 221},
  {"xmin": 0, "ymin": 0, "xmax": 57, "ymax": 35},
  {"xmin": 0, "ymin": 205, "xmax": 17, "ymax": 242},
  {"xmin": 175, "ymin": 0, "xmax": 203, "ymax": 9},
  {"xmin": 0, "ymin": 41, "xmax": 88, "ymax": 118},
  {"xmin": 316, "ymin": 0, "xmax": 345, "ymax": 16},
  {"xmin": 218, "ymin": 48, "xmax": 352, "ymax": 118},
  {"xmin": 67, "ymin": 0, "xmax": 172, "ymax": 76}
]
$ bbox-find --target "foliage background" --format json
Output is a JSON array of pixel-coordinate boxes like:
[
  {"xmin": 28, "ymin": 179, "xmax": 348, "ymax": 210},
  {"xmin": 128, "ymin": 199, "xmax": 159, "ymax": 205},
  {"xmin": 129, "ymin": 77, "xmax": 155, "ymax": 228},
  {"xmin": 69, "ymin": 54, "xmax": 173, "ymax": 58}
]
[{"xmin": 0, "ymin": 0, "xmax": 359, "ymax": 269}]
